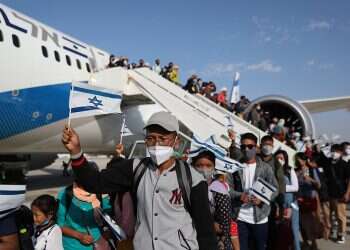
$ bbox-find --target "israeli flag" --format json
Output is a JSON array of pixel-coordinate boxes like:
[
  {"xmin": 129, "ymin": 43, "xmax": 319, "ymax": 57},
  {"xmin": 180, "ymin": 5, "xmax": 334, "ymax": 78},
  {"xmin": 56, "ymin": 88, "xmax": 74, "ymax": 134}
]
[
  {"xmin": 0, "ymin": 185, "xmax": 26, "ymax": 219},
  {"xmin": 229, "ymin": 72, "xmax": 240, "ymax": 104},
  {"xmin": 69, "ymin": 82, "xmax": 122, "ymax": 119},
  {"xmin": 224, "ymin": 115, "xmax": 234, "ymax": 130},
  {"xmin": 250, "ymin": 177, "xmax": 276, "ymax": 205},
  {"xmin": 189, "ymin": 135, "xmax": 244, "ymax": 173},
  {"xmin": 96, "ymin": 208, "xmax": 127, "ymax": 241}
]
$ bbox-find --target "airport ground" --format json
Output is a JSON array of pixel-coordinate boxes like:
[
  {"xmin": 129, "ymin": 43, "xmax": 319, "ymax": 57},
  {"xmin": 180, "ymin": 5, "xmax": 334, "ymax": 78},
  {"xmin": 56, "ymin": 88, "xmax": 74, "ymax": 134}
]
[{"xmin": 25, "ymin": 156, "xmax": 350, "ymax": 250}]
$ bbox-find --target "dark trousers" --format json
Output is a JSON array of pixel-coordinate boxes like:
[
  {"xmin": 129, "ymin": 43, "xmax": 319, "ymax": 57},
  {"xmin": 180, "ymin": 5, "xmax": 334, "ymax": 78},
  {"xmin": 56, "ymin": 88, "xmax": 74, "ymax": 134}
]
[{"xmin": 238, "ymin": 220, "xmax": 268, "ymax": 250}]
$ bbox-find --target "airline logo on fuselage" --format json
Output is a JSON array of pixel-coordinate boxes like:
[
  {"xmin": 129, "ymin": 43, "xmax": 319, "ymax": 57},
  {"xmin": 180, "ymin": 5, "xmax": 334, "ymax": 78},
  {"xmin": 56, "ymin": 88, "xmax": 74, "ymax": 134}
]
[{"xmin": 0, "ymin": 6, "xmax": 89, "ymax": 58}]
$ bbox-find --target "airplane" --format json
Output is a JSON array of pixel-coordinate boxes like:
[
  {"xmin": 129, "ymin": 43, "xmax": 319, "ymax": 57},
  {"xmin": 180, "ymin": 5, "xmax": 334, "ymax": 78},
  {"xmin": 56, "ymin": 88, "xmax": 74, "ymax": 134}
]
[{"xmin": 0, "ymin": 3, "xmax": 349, "ymax": 172}]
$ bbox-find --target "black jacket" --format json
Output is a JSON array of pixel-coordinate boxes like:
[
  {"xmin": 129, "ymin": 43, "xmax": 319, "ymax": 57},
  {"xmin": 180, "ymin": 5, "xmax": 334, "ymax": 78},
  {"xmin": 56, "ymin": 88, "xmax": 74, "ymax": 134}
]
[{"xmin": 318, "ymin": 152, "xmax": 350, "ymax": 199}]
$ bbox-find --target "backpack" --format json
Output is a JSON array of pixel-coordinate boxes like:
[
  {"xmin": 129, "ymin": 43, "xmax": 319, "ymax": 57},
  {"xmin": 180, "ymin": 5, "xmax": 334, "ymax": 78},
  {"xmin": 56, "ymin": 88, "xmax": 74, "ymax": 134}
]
[
  {"xmin": 14, "ymin": 205, "xmax": 35, "ymax": 250},
  {"xmin": 132, "ymin": 158, "xmax": 193, "ymax": 216}
]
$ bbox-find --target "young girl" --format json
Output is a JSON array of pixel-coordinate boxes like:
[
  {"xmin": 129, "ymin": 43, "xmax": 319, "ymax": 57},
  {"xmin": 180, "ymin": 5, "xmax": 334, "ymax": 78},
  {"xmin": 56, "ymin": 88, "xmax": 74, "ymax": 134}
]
[{"xmin": 31, "ymin": 194, "xmax": 64, "ymax": 250}]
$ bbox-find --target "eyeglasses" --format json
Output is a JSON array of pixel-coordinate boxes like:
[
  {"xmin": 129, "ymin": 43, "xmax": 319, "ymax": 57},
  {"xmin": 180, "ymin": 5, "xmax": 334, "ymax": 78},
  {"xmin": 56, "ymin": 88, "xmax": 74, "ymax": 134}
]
[
  {"xmin": 144, "ymin": 135, "xmax": 175, "ymax": 146},
  {"xmin": 240, "ymin": 144, "xmax": 255, "ymax": 150}
]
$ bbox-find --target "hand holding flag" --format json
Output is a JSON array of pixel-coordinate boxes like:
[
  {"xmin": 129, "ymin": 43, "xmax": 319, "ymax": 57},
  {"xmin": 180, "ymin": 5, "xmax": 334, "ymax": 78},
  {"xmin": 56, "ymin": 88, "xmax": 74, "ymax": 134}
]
[{"xmin": 62, "ymin": 125, "xmax": 81, "ymax": 155}]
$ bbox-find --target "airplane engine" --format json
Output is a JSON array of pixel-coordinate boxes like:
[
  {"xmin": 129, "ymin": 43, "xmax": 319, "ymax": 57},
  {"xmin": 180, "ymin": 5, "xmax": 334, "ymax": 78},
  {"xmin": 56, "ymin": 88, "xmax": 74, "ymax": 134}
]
[{"xmin": 243, "ymin": 95, "xmax": 315, "ymax": 138}]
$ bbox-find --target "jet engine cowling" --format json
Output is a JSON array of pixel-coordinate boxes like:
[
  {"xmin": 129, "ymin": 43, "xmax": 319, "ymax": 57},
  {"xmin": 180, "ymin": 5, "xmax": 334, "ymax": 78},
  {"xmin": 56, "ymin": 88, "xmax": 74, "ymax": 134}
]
[{"xmin": 243, "ymin": 95, "xmax": 315, "ymax": 139}]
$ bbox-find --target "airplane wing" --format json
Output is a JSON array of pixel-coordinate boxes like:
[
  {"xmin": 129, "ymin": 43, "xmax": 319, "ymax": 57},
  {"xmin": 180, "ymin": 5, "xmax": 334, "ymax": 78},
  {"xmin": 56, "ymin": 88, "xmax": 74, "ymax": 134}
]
[{"xmin": 300, "ymin": 96, "xmax": 350, "ymax": 113}]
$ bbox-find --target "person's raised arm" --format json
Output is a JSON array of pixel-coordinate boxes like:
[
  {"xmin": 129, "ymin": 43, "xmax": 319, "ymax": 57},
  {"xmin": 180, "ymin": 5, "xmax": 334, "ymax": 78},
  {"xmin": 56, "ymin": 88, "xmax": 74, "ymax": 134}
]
[{"xmin": 61, "ymin": 126, "xmax": 133, "ymax": 194}]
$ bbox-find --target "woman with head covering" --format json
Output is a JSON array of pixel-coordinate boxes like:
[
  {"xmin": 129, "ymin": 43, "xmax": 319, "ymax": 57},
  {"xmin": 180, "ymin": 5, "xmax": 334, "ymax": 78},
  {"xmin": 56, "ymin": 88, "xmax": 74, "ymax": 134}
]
[
  {"xmin": 192, "ymin": 150, "xmax": 239, "ymax": 250},
  {"xmin": 56, "ymin": 180, "xmax": 112, "ymax": 250}
]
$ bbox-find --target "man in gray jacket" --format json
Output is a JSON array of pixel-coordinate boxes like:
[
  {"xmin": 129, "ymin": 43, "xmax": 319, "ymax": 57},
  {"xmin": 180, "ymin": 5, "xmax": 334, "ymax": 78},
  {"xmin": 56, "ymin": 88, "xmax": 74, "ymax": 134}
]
[
  {"xmin": 227, "ymin": 133, "xmax": 278, "ymax": 250},
  {"xmin": 62, "ymin": 111, "xmax": 217, "ymax": 250}
]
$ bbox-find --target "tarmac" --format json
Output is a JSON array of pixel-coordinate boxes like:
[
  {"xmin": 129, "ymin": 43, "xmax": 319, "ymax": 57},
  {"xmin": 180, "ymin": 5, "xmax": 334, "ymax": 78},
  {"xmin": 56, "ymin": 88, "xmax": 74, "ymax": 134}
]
[{"xmin": 25, "ymin": 156, "xmax": 350, "ymax": 250}]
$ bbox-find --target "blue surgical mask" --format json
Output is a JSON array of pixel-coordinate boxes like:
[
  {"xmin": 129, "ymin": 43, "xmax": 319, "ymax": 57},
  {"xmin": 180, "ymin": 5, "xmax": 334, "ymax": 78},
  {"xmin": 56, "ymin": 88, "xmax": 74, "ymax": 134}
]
[{"xmin": 38, "ymin": 218, "xmax": 50, "ymax": 227}]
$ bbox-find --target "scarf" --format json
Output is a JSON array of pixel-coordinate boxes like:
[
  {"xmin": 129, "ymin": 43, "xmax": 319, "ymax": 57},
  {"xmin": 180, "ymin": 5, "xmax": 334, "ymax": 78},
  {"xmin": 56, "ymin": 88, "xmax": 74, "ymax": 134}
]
[{"xmin": 73, "ymin": 183, "xmax": 100, "ymax": 208}]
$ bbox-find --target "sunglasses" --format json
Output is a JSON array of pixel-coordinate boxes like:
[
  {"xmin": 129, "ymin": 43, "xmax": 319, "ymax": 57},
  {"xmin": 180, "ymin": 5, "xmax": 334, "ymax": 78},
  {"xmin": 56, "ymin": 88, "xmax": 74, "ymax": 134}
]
[{"xmin": 240, "ymin": 144, "xmax": 255, "ymax": 150}]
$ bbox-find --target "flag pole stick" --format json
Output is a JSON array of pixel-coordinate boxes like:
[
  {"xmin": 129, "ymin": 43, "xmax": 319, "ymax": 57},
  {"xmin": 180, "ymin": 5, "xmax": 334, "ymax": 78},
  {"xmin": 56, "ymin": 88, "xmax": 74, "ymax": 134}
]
[
  {"xmin": 67, "ymin": 83, "xmax": 74, "ymax": 128},
  {"xmin": 119, "ymin": 114, "xmax": 126, "ymax": 144}
]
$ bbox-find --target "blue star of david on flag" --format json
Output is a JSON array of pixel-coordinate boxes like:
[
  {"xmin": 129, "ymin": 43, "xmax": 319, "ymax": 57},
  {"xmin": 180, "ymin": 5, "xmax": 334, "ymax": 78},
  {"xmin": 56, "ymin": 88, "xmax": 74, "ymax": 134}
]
[{"xmin": 88, "ymin": 96, "xmax": 103, "ymax": 108}]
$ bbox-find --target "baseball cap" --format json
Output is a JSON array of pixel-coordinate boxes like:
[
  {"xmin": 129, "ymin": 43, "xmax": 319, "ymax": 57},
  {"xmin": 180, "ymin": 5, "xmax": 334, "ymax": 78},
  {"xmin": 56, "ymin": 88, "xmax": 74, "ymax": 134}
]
[{"xmin": 144, "ymin": 111, "xmax": 179, "ymax": 133}]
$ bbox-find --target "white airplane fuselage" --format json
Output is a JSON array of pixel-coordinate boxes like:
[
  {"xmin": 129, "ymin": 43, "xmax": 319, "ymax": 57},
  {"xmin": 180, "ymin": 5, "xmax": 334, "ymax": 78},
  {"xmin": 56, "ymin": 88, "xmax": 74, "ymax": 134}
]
[{"xmin": 0, "ymin": 3, "xmax": 157, "ymax": 155}]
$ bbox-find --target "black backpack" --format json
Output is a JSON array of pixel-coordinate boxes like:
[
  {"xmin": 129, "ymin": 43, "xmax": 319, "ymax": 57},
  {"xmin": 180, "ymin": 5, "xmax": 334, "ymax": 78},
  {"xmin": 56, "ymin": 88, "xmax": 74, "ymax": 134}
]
[
  {"xmin": 132, "ymin": 158, "xmax": 193, "ymax": 216},
  {"xmin": 14, "ymin": 205, "xmax": 35, "ymax": 250}
]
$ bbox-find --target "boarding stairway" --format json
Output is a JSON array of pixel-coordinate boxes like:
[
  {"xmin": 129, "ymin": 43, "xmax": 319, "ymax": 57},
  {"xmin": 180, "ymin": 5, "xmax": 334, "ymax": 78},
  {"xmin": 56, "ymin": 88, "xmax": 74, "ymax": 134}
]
[{"xmin": 127, "ymin": 68, "xmax": 297, "ymax": 164}]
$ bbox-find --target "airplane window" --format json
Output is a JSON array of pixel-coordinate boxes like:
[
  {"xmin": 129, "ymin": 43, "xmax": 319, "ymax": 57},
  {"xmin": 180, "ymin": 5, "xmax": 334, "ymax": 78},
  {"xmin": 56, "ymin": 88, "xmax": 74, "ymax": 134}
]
[
  {"xmin": 54, "ymin": 51, "xmax": 60, "ymax": 62},
  {"xmin": 12, "ymin": 34, "xmax": 20, "ymax": 48},
  {"xmin": 76, "ymin": 59, "xmax": 82, "ymax": 70},
  {"xmin": 41, "ymin": 46, "xmax": 48, "ymax": 58},
  {"xmin": 0, "ymin": 30, "xmax": 3, "ymax": 42},
  {"xmin": 86, "ymin": 63, "xmax": 91, "ymax": 73},
  {"xmin": 66, "ymin": 55, "xmax": 71, "ymax": 66}
]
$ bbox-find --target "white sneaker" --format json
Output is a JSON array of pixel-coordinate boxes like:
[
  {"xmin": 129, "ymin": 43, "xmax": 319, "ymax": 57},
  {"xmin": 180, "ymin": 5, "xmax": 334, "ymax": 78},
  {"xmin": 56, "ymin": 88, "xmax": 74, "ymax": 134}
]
[{"xmin": 336, "ymin": 236, "xmax": 345, "ymax": 244}]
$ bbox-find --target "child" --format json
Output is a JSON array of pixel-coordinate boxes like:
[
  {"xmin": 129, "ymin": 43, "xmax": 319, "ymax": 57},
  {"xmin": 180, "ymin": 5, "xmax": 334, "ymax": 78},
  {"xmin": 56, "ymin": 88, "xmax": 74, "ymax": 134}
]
[
  {"xmin": 31, "ymin": 194, "xmax": 63, "ymax": 250},
  {"xmin": 210, "ymin": 170, "xmax": 240, "ymax": 250}
]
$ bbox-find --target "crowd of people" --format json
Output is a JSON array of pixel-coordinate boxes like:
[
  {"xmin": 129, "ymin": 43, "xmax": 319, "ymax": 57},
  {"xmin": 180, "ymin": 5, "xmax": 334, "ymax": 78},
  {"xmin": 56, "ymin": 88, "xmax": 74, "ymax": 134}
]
[
  {"xmin": 107, "ymin": 55, "xmax": 305, "ymax": 149},
  {"xmin": 1, "ymin": 111, "xmax": 349, "ymax": 250},
  {"xmin": 107, "ymin": 56, "xmax": 181, "ymax": 85}
]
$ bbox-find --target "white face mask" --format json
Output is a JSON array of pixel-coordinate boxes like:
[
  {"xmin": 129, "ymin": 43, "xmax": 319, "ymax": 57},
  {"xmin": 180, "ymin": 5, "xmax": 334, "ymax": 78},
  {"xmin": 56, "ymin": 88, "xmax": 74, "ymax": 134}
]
[
  {"xmin": 345, "ymin": 148, "xmax": 350, "ymax": 156},
  {"xmin": 261, "ymin": 145, "xmax": 273, "ymax": 156},
  {"xmin": 197, "ymin": 168, "xmax": 214, "ymax": 180},
  {"xmin": 331, "ymin": 152, "xmax": 341, "ymax": 160},
  {"xmin": 277, "ymin": 158, "xmax": 285, "ymax": 166},
  {"xmin": 147, "ymin": 145, "xmax": 174, "ymax": 166}
]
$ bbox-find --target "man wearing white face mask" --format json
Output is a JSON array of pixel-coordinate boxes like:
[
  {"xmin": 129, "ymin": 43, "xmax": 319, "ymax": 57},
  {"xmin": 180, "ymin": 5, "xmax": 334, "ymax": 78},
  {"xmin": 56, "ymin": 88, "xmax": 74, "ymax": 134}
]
[
  {"xmin": 61, "ymin": 111, "xmax": 217, "ymax": 250},
  {"xmin": 341, "ymin": 141, "xmax": 350, "ymax": 163},
  {"xmin": 259, "ymin": 135, "xmax": 286, "ymax": 249},
  {"xmin": 317, "ymin": 144, "xmax": 350, "ymax": 244},
  {"xmin": 260, "ymin": 135, "xmax": 286, "ymax": 196}
]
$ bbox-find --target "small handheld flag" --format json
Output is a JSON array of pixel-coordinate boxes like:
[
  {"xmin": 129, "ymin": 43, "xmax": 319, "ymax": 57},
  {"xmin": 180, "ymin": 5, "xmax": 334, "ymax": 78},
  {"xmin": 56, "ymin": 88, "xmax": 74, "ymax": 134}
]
[
  {"xmin": 250, "ymin": 177, "xmax": 277, "ymax": 204},
  {"xmin": 96, "ymin": 208, "xmax": 127, "ymax": 241},
  {"xmin": 68, "ymin": 82, "xmax": 122, "ymax": 127},
  {"xmin": 120, "ymin": 114, "xmax": 126, "ymax": 144},
  {"xmin": 225, "ymin": 115, "xmax": 234, "ymax": 130},
  {"xmin": 229, "ymin": 72, "xmax": 240, "ymax": 104}
]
